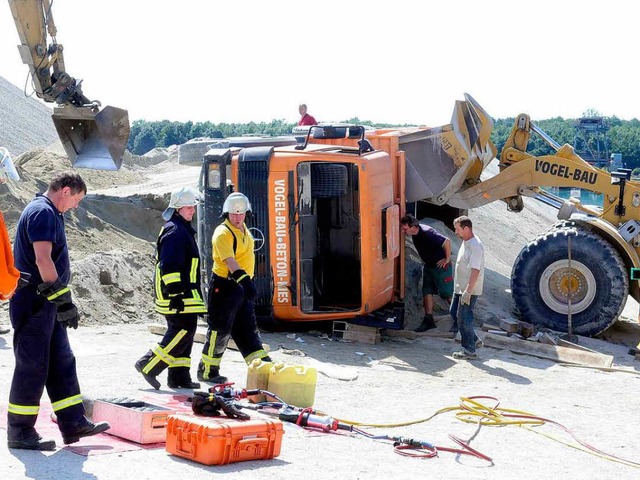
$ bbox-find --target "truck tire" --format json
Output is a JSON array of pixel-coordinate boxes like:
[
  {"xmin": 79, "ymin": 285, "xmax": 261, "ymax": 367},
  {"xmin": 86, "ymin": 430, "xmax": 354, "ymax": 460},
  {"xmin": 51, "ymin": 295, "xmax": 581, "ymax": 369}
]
[
  {"xmin": 511, "ymin": 224, "xmax": 628, "ymax": 336},
  {"xmin": 311, "ymin": 164, "xmax": 348, "ymax": 198}
]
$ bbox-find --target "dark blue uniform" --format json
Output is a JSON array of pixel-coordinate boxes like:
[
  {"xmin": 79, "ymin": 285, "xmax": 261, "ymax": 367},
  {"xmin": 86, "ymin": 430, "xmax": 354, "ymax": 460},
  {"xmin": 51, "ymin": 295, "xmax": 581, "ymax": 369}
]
[
  {"xmin": 136, "ymin": 213, "xmax": 207, "ymax": 387},
  {"xmin": 8, "ymin": 194, "xmax": 85, "ymax": 440}
]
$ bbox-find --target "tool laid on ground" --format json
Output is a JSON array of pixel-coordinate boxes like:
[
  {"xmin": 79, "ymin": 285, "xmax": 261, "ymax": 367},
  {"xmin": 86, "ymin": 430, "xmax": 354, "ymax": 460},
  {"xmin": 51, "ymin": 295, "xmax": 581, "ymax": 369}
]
[
  {"xmin": 278, "ymin": 406, "xmax": 352, "ymax": 433},
  {"xmin": 191, "ymin": 382, "xmax": 488, "ymax": 461}
]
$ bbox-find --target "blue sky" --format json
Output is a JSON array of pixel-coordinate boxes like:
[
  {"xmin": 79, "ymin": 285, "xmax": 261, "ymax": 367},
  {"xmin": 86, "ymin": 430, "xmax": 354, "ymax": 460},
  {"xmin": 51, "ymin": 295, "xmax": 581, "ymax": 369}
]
[{"xmin": 0, "ymin": 0, "xmax": 637, "ymax": 125}]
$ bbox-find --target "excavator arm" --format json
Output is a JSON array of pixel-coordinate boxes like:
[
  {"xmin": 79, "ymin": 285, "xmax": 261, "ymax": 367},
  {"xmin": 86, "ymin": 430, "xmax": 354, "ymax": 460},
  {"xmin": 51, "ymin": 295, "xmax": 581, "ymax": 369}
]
[{"xmin": 7, "ymin": 0, "xmax": 129, "ymax": 170}]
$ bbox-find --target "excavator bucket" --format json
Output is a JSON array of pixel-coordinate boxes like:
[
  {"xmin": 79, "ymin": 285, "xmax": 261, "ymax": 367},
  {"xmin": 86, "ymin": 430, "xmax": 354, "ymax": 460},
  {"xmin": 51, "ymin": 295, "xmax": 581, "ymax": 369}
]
[
  {"xmin": 52, "ymin": 105, "xmax": 130, "ymax": 171},
  {"xmin": 401, "ymin": 93, "xmax": 497, "ymax": 204}
]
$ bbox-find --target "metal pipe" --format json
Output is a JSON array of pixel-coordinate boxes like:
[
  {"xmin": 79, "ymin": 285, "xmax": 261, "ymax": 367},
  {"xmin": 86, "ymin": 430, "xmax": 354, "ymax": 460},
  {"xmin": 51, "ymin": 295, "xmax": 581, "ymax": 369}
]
[
  {"xmin": 530, "ymin": 122, "xmax": 561, "ymax": 151},
  {"xmin": 531, "ymin": 190, "xmax": 565, "ymax": 210}
]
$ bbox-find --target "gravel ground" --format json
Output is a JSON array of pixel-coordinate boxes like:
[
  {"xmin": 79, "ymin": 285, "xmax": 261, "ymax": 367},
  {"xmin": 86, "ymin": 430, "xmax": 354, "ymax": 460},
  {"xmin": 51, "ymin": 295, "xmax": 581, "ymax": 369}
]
[{"xmin": 0, "ymin": 323, "xmax": 639, "ymax": 480}]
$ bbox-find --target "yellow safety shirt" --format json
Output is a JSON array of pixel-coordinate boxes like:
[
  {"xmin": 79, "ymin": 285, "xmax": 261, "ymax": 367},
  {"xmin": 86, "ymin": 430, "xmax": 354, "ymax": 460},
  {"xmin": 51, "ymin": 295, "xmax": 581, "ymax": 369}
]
[{"xmin": 211, "ymin": 219, "xmax": 255, "ymax": 278}]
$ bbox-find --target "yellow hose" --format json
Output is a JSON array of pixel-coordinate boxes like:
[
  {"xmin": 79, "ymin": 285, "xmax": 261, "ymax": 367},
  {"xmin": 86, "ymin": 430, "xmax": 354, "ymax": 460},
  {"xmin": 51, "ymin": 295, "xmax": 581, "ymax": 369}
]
[{"xmin": 334, "ymin": 396, "xmax": 640, "ymax": 468}]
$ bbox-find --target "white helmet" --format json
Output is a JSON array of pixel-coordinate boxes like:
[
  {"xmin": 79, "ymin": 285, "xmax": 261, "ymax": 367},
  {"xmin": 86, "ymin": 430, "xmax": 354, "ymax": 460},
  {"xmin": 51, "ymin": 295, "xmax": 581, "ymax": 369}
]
[
  {"xmin": 162, "ymin": 186, "xmax": 203, "ymax": 220},
  {"xmin": 223, "ymin": 192, "xmax": 251, "ymax": 214}
]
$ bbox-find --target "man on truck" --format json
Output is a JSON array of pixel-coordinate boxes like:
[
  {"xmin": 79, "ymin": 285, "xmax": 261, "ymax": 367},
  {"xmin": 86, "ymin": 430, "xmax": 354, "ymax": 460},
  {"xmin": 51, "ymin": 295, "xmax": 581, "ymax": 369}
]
[
  {"xmin": 401, "ymin": 214, "xmax": 453, "ymax": 332},
  {"xmin": 297, "ymin": 104, "xmax": 317, "ymax": 126}
]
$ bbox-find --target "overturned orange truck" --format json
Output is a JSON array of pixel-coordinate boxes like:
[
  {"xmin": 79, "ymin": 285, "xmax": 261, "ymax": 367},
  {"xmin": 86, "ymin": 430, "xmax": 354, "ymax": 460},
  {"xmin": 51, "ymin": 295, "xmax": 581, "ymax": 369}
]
[
  {"xmin": 200, "ymin": 94, "xmax": 640, "ymax": 337},
  {"xmin": 199, "ymin": 95, "xmax": 494, "ymax": 330}
]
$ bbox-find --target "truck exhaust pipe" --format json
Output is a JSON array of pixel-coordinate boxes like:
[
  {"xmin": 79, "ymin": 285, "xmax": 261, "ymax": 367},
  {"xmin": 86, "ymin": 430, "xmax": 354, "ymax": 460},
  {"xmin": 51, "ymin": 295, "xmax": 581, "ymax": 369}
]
[{"xmin": 52, "ymin": 105, "xmax": 130, "ymax": 171}]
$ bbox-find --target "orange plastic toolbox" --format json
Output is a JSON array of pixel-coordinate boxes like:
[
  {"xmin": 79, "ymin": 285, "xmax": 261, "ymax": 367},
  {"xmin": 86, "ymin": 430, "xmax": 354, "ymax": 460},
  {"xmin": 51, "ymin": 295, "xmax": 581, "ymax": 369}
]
[{"xmin": 165, "ymin": 414, "xmax": 284, "ymax": 465}]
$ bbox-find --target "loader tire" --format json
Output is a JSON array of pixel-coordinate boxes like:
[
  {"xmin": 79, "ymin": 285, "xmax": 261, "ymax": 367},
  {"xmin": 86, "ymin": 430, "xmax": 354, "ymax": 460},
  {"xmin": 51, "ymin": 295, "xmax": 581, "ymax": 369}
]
[{"xmin": 511, "ymin": 224, "xmax": 627, "ymax": 336}]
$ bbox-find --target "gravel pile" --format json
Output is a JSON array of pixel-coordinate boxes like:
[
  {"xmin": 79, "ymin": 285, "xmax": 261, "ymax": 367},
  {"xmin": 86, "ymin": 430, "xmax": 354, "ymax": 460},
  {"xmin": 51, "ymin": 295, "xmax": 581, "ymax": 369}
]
[{"xmin": 0, "ymin": 76, "xmax": 58, "ymax": 156}]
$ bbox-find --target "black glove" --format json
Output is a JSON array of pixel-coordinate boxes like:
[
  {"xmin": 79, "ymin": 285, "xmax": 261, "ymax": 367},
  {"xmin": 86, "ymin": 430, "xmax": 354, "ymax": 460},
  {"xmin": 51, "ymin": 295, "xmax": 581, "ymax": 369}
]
[
  {"xmin": 168, "ymin": 295, "xmax": 185, "ymax": 313},
  {"xmin": 37, "ymin": 279, "xmax": 79, "ymax": 329},
  {"xmin": 17, "ymin": 272, "xmax": 31, "ymax": 290},
  {"xmin": 38, "ymin": 279, "xmax": 72, "ymax": 306},
  {"xmin": 190, "ymin": 392, "xmax": 249, "ymax": 420},
  {"xmin": 231, "ymin": 269, "xmax": 257, "ymax": 301},
  {"xmin": 57, "ymin": 303, "xmax": 79, "ymax": 329},
  {"xmin": 220, "ymin": 399, "xmax": 250, "ymax": 420}
]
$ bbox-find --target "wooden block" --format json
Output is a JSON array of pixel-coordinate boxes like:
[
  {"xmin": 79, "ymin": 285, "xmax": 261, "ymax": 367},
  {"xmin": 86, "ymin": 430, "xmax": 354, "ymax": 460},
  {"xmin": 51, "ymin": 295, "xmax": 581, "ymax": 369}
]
[
  {"xmin": 556, "ymin": 338, "xmax": 599, "ymax": 353},
  {"xmin": 488, "ymin": 329, "xmax": 508, "ymax": 336},
  {"xmin": 482, "ymin": 323, "xmax": 500, "ymax": 332},
  {"xmin": 518, "ymin": 322, "xmax": 534, "ymax": 338},
  {"xmin": 346, "ymin": 324, "xmax": 378, "ymax": 334},
  {"xmin": 482, "ymin": 333, "xmax": 614, "ymax": 368},
  {"xmin": 526, "ymin": 332, "xmax": 544, "ymax": 342},
  {"xmin": 342, "ymin": 330, "xmax": 381, "ymax": 344},
  {"xmin": 499, "ymin": 318, "xmax": 520, "ymax": 333},
  {"xmin": 538, "ymin": 332, "xmax": 559, "ymax": 345}
]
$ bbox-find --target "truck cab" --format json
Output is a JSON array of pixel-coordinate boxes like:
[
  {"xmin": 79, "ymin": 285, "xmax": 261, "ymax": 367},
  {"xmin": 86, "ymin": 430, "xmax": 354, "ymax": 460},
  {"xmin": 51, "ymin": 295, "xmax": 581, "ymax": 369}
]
[{"xmin": 200, "ymin": 127, "xmax": 405, "ymax": 326}]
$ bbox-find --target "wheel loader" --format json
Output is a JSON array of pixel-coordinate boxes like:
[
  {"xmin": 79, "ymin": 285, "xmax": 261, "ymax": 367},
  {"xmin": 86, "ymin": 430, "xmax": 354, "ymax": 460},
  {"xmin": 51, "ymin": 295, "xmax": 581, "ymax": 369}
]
[
  {"xmin": 200, "ymin": 94, "xmax": 640, "ymax": 337},
  {"xmin": 7, "ymin": 0, "xmax": 129, "ymax": 170}
]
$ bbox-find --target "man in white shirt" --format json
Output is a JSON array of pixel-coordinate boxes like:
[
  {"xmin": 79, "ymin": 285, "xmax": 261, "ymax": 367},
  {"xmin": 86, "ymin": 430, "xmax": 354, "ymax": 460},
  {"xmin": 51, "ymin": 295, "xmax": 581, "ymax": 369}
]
[{"xmin": 450, "ymin": 216, "xmax": 484, "ymax": 359}]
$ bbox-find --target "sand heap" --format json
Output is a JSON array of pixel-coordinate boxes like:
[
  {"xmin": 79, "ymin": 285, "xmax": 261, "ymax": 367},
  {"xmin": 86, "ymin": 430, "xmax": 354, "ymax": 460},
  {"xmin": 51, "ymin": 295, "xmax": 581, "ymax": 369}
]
[{"xmin": 1, "ymin": 147, "xmax": 167, "ymax": 325}]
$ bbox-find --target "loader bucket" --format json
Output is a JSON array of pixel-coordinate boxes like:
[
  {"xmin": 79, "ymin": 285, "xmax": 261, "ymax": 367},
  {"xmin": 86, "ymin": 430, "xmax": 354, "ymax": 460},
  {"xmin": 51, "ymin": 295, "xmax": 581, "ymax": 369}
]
[
  {"xmin": 52, "ymin": 105, "xmax": 130, "ymax": 171},
  {"xmin": 401, "ymin": 93, "xmax": 496, "ymax": 204}
]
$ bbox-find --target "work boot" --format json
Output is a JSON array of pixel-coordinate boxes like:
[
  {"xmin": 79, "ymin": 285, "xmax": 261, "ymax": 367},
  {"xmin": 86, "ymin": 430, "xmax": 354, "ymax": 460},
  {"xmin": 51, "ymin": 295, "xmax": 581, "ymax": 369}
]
[
  {"xmin": 197, "ymin": 367, "xmax": 228, "ymax": 385},
  {"xmin": 168, "ymin": 379, "xmax": 201, "ymax": 389},
  {"xmin": 135, "ymin": 359, "xmax": 160, "ymax": 390},
  {"xmin": 8, "ymin": 429, "xmax": 56, "ymax": 451},
  {"xmin": 414, "ymin": 314, "xmax": 437, "ymax": 332},
  {"xmin": 167, "ymin": 367, "xmax": 201, "ymax": 389},
  {"xmin": 61, "ymin": 418, "xmax": 110, "ymax": 445}
]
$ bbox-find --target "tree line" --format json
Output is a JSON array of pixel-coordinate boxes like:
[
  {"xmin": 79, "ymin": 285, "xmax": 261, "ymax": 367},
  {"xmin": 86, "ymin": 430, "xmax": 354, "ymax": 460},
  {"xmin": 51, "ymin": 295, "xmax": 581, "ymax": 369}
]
[{"xmin": 128, "ymin": 116, "xmax": 640, "ymax": 171}]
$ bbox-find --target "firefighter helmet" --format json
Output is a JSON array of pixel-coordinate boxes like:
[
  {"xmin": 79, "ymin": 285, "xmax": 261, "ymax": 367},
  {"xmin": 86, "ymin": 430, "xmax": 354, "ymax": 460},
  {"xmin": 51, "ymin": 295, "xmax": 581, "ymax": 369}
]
[
  {"xmin": 223, "ymin": 192, "xmax": 252, "ymax": 214},
  {"xmin": 162, "ymin": 186, "xmax": 203, "ymax": 220}
]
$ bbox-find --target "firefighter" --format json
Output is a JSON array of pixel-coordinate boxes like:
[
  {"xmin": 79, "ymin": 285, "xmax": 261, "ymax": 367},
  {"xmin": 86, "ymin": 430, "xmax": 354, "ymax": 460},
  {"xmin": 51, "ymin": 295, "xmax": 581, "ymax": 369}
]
[
  {"xmin": 135, "ymin": 187, "xmax": 207, "ymax": 390},
  {"xmin": 7, "ymin": 172, "xmax": 109, "ymax": 450},
  {"xmin": 198, "ymin": 192, "xmax": 271, "ymax": 384}
]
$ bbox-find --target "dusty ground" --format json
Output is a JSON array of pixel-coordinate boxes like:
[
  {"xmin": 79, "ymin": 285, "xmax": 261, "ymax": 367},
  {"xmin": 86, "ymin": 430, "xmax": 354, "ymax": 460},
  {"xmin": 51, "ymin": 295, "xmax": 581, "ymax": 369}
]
[
  {"xmin": 1, "ymin": 130, "xmax": 639, "ymax": 478},
  {"xmin": 0, "ymin": 323, "xmax": 639, "ymax": 480}
]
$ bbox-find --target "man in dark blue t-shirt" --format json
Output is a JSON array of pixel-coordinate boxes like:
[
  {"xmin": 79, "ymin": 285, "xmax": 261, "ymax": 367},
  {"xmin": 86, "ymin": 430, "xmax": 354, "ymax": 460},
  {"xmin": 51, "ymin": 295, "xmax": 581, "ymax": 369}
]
[
  {"xmin": 8, "ymin": 172, "xmax": 109, "ymax": 451},
  {"xmin": 401, "ymin": 214, "xmax": 453, "ymax": 332}
]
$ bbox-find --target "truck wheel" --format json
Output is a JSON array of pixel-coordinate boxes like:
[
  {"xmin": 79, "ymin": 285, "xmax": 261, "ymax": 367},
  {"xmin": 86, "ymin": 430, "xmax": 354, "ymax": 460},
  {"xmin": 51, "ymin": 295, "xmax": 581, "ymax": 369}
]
[
  {"xmin": 511, "ymin": 224, "xmax": 628, "ymax": 336},
  {"xmin": 311, "ymin": 164, "xmax": 348, "ymax": 198}
]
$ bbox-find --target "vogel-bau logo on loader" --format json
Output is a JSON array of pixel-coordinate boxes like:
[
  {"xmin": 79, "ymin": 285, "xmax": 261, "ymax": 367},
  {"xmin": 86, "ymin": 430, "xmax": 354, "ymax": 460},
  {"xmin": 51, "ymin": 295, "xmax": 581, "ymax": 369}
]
[{"xmin": 535, "ymin": 159, "xmax": 598, "ymax": 185}]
